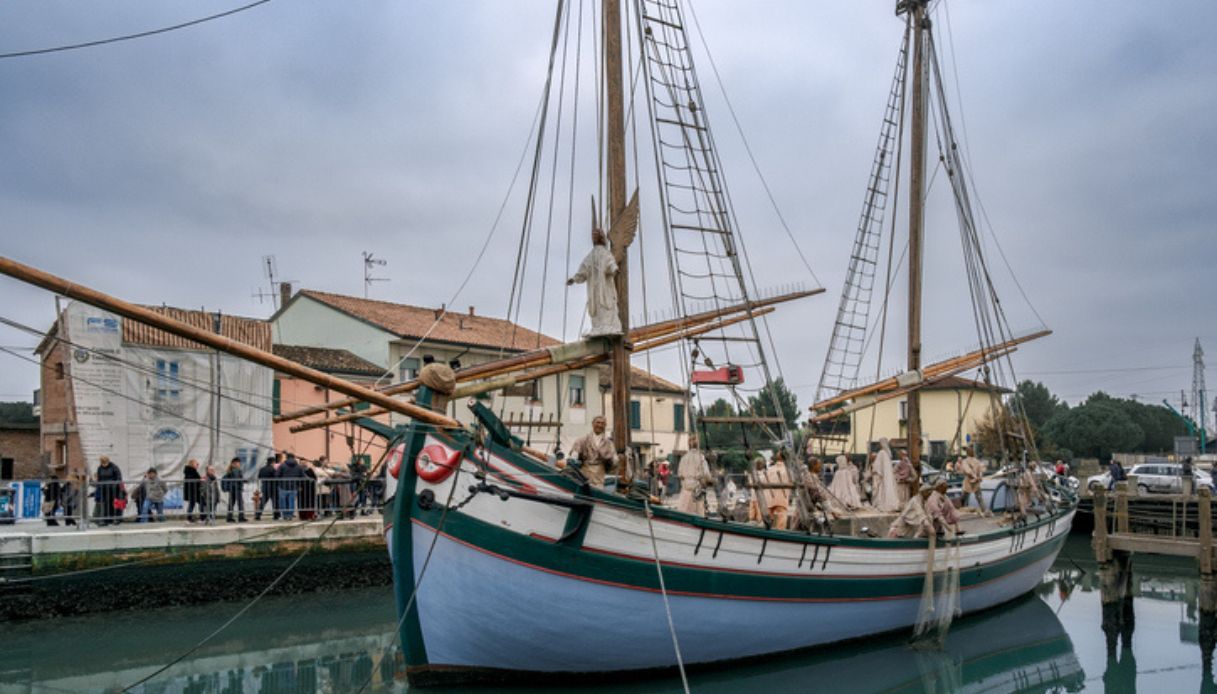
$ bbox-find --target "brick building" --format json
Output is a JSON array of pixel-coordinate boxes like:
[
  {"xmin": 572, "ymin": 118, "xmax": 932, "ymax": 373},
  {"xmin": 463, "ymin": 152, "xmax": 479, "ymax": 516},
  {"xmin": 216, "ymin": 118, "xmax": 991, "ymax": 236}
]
[
  {"xmin": 0, "ymin": 423, "xmax": 40, "ymax": 479},
  {"xmin": 36, "ymin": 302, "xmax": 274, "ymax": 488}
]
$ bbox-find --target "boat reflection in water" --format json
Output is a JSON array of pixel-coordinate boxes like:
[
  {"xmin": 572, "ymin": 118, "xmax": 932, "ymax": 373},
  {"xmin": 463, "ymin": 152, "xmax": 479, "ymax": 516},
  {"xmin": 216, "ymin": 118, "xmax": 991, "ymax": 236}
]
[
  {"xmin": 6, "ymin": 583, "xmax": 1084, "ymax": 693},
  {"xmin": 519, "ymin": 594, "xmax": 1088, "ymax": 694}
]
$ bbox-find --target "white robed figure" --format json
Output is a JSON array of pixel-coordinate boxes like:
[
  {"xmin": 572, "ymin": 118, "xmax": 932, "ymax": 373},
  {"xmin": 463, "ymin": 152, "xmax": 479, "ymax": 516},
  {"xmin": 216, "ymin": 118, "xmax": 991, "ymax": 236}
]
[
  {"xmin": 674, "ymin": 435, "xmax": 713, "ymax": 515},
  {"xmin": 866, "ymin": 437, "xmax": 901, "ymax": 513},
  {"xmin": 828, "ymin": 454, "xmax": 864, "ymax": 510},
  {"xmin": 567, "ymin": 228, "xmax": 622, "ymax": 336}
]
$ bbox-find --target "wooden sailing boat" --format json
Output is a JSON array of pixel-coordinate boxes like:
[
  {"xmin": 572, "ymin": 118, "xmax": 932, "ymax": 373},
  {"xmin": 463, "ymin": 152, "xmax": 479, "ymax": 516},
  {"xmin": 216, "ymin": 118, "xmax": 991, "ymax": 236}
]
[{"xmin": 0, "ymin": 0, "xmax": 1074, "ymax": 687}]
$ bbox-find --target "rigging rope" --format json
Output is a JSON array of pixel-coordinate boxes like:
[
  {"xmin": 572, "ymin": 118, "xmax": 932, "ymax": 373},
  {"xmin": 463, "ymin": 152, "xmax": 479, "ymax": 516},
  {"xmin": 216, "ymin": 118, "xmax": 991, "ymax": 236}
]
[
  {"xmin": 643, "ymin": 498, "xmax": 691, "ymax": 694},
  {"xmin": 355, "ymin": 452, "xmax": 466, "ymax": 693}
]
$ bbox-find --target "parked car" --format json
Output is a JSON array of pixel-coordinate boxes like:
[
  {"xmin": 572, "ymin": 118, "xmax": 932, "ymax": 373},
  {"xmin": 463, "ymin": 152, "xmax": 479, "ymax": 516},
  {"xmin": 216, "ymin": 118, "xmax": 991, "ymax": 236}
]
[{"xmin": 1087, "ymin": 463, "xmax": 1213, "ymax": 493}]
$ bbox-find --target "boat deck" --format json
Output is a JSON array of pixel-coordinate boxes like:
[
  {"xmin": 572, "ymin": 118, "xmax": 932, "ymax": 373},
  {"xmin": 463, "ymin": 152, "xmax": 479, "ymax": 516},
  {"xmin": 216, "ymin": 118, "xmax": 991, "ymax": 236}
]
[{"xmin": 824, "ymin": 506, "xmax": 1024, "ymax": 539}]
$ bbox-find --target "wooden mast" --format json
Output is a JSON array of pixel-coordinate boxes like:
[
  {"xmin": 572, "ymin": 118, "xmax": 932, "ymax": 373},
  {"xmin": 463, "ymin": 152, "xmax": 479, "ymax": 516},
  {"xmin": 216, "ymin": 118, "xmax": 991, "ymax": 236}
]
[
  {"xmin": 603, "ymin": 0, "xmax": 633, "ymax": 478},
  {"xmin": 902, "ymin": 0, "xmax": 929, "ymax": 466}
]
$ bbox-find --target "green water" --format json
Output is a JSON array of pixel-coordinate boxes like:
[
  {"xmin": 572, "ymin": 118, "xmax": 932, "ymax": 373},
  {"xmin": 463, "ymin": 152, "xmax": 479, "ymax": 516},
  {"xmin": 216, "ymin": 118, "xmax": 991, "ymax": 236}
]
[{"xmin": 4, "ymin": 535, "xmax": 1213, "ymax": 693}]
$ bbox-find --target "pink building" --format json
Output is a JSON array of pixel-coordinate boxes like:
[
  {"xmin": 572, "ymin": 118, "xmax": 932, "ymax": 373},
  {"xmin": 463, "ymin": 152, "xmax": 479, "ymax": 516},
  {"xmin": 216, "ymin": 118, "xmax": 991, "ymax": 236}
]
[{"xmin": 271, "ymin": 345, "xmax": 391, "ymax": 465}]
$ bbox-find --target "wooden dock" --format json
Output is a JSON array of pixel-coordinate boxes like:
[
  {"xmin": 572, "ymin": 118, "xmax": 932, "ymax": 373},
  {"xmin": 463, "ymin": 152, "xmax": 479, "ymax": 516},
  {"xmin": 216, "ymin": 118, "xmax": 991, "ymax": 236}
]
[{"xmin": 1092, "ymin": 483, "xmax": 1217, "ymax": 666}]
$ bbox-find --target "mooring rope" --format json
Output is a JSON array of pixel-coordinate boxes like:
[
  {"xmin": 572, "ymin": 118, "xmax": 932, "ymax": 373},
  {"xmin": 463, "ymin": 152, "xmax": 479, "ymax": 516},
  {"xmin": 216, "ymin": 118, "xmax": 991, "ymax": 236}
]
[{"xmin": 644, "ymin": 498, "xmax": 691, "ymax": 694}]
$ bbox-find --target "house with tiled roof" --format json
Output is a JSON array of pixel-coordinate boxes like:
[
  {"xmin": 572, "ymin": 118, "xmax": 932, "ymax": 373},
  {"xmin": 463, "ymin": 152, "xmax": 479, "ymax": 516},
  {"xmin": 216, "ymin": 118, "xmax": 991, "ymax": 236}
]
[
  {"xmin": 596, "ymin": 365, "xmax": 691, "ymax": 463},
  {"xmin": 842, "ymin": 374, "xmax": 1012, "ymax": 460},
  {"xmin": 270, "ymin": 344, "xmax": 392, "ymax": 467},
  {"xmin": 36, "ymin": 302, "xmax": 274, "ymax": 502},
  {"xmin": 272, "ymin": 289, "xmax": 690, "ymax": 462}
]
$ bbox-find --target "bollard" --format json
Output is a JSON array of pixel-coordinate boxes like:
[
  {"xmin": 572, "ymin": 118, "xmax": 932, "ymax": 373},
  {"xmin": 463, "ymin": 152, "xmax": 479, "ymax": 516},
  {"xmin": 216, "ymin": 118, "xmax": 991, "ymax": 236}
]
[
  {"xmin": 1202, "ymin": 487, "xmax": 1213, "ymax": 575},
  {"xmin": 1115, "ymin": 481, "xmax": 1130, "ymax": 535},
  {"xmin": 1093, "ymin": 484, "xmax": 1110, "ymax": 562}
]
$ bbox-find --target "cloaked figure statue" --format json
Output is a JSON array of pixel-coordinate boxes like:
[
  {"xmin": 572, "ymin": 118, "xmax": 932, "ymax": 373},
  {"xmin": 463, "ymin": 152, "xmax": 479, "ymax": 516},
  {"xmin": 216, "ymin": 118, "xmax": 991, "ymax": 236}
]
[
  {"xmin": 867, "ymin": 437, "xmax": 901, "ymax": 513},
  {"xmin": 567, "ymin": 228, "xmax": 622, "ymax": 337}
]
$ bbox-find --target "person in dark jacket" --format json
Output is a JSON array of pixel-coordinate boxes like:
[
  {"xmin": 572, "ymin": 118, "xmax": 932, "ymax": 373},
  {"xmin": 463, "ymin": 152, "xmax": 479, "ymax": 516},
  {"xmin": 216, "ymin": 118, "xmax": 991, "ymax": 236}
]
[
  {"xmin": 183, "ymin": 459, "xmax": 203, "ymax": 522},
  {"xmin": 255, "ymin": 455, "xmax": 279, "ymax": 521},
  {"xmin": 349, "ymin": 458, "xmax": 368, "ymax": 514},
  {"xmin": 42, "ymin": 468, "xmax": 65, "ymax": 526},
  {"xmin": 300, "ymin": 460, "xmax": 319, "ymax": 521},
  {"xmin": 276, "ymin": 454, "xmax": 306, "ymax": 520},
  {"xmin": 1107, "ymin": 459, "xmax": 1127, "ymax": 491},
  {"xmin": 94, "ymin": 456, "xmax": 124, "ymax": 526},
  {"xmin": 221, "ymin": 457, "xmax": 247, "ymax": 523}
]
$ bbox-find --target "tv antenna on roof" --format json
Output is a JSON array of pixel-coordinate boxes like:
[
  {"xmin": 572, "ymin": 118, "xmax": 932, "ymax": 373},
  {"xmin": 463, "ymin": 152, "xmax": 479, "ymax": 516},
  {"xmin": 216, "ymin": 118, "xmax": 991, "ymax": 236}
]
[
  {"xmin": 252, "ymin": 255, "xmax": 280, "ymax": 310},
  {"xmin": 363, "ymin": 251, "xmax": 389, "ymax": 298}
]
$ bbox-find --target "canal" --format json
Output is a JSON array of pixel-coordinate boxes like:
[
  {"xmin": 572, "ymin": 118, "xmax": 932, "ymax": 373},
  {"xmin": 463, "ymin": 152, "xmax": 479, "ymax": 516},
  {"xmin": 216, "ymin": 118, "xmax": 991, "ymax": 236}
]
[{"xmin": 4, "ymin": 535, "xmax": 1213, "ymax": 692}]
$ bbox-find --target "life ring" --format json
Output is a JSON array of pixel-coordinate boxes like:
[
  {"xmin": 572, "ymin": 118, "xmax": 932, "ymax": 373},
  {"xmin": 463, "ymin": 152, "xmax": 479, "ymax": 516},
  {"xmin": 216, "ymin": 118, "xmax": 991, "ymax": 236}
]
[
  {"xmin": 386, "ymin": 443, "xmax": 406, "ymax": 479},
  {"xmin": 416, "ymin": 444, "xmax": 462, "ymax": 484}
]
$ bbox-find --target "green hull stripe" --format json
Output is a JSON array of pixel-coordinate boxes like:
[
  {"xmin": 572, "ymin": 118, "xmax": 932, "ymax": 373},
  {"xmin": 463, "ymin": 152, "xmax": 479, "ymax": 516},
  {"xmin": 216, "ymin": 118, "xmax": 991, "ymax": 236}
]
[
  {"xmin": 408, "ymin": 503, "xmax": 1067, "ymax": 601},
  {"xmin": 430, "ymin": 428, "xmax": 1076, "ymax": 550}
]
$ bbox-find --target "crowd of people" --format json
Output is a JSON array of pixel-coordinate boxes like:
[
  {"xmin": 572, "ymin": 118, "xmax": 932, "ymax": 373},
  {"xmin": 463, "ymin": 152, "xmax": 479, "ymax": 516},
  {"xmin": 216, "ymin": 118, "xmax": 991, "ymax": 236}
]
[{"xmin": 40, "ymin": 452, "xmax": 387, "ymax": 527}]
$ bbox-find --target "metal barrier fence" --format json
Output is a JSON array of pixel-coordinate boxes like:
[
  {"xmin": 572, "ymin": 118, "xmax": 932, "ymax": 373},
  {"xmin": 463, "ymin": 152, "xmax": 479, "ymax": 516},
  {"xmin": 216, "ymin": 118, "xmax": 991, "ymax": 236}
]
[{"xmin": 2, "ymin": 476, "xmax": 386, "ymax": 529}]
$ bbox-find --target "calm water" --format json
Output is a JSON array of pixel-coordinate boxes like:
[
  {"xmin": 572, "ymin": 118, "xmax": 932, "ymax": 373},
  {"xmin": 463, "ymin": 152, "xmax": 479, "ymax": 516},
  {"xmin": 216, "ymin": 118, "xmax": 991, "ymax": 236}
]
[{"xmin": 5, "ymin": 536, "xmax": 1215, "ymax": 693}]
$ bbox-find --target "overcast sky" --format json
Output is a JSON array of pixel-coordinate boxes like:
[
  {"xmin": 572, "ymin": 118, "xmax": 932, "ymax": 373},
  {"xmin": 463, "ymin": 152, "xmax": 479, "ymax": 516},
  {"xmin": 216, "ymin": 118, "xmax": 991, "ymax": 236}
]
[{"xmin": 1, "ymin": 0, "xmax": 1214, "ymax": 427}]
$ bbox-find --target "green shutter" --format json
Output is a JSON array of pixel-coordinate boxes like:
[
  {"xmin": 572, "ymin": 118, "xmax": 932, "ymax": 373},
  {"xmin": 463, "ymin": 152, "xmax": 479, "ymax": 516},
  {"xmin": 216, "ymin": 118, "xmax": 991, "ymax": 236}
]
[
  {"xmin": 630, "ymin": 400, "xmax": 641, "ymax": 430},
  {"xmin": 272, "ymin": 379, "xmax": 281, "ymax": 416},
  {"xmin": 673, "ymin": 403, "xmax": 685, "ymax": 432}
]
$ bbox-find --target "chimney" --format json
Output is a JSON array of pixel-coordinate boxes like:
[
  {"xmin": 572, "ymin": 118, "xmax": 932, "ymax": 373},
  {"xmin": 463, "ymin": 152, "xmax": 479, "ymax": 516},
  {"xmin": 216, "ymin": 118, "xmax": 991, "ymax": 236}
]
[
  {"xmin": 468, "ymin": 306, "xmax": 475, "ymax": 316},
  {"xmin": 279, "ymin": 282, "xmax": 293, "ymax": 309}
]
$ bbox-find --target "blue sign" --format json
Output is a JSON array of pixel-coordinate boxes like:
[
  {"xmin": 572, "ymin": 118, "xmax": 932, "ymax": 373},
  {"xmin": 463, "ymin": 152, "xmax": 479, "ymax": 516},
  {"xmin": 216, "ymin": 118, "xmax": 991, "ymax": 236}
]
[
  {"xmin": 85, "ymin": 316, "xmax": 119, "ymax": 333},
  {"xmin": 20, "ymin": 482, "xmax": 42, "ymax": 519}
]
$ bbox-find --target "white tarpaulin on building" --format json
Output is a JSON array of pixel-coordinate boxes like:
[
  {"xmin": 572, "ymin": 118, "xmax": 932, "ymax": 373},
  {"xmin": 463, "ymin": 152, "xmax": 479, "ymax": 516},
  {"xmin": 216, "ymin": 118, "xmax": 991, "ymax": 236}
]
[{"xmin": 63, "ymin": 302, "xmax": 273, "ymax": 507}]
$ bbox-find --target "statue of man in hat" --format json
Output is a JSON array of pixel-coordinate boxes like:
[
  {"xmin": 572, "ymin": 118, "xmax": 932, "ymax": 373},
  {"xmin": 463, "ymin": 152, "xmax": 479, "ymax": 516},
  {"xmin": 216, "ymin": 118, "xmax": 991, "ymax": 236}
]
[{"xmin": 567, "ymin": 228, "xmax": 622, "ymax": 337}]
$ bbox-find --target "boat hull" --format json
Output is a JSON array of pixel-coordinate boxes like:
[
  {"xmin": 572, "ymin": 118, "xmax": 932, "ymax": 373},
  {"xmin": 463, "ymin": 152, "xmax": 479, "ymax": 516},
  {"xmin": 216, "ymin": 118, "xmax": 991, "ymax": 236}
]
[
  {"xmin": 390, "ymin": 430, "xmax": 1076, "ymax": 685},
  {"xmin": 407, "ymin": 520, "xmax": 1067, "ymax": 682}
]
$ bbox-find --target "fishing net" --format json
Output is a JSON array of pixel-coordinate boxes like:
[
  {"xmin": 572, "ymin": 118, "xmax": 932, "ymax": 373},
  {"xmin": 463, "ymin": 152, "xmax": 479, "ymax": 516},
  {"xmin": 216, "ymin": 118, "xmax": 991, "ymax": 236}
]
[{"xmin": 911, "ymin": 531, "xmax": 961, "ymax": 650}]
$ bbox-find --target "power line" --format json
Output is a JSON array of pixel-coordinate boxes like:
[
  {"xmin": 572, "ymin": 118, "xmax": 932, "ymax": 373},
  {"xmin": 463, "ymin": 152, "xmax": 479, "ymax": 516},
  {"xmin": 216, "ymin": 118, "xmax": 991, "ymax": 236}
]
[
  {"xmin": 0, "ymin": 0, "xmax": 272, "ymax": 60},
  {"xmin": 1021, "ymin": 366, "xmax": 1190, "ymax": 376}
]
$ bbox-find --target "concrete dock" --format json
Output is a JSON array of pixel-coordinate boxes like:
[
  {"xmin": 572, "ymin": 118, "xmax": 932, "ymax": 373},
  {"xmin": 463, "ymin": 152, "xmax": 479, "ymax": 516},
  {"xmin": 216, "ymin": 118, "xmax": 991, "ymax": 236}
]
[{"xmin": 0, "ymin": 517, "xmax": 389, "ymax": 620}]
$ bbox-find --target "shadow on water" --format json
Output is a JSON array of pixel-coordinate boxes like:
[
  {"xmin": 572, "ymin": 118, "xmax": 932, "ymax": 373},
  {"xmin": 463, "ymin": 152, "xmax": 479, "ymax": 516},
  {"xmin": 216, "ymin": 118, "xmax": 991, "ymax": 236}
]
[{"xmin": 9, "ymin": 535, "xmax": 1217, "ymax": 692}]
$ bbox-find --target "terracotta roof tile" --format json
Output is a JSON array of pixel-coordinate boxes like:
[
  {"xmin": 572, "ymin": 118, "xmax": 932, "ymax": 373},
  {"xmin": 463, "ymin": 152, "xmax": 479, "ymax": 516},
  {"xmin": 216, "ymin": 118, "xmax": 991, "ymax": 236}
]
[
  {"xmin": 123, "ymin": 306, "xmax": 270, "ymax": 352},
  {"xmin": 923, "ymin": 375, "xmax": 1011, "ymax": 394},
  {"xmin": 298, "ymin": 290, "xmax": 558, "ymax": 352},
  {"xmin": 598, "ymin": 365, "xmax": 687, "ymax": 394},
  {"xmin": 272, "ymin": 344, "xmax": 385, "ymax": 377}
]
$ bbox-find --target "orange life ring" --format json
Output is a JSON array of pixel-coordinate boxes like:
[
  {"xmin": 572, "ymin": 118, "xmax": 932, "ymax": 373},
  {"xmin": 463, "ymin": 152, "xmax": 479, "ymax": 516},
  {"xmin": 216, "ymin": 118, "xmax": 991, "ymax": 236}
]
[{"xmin": 415, "ymin": 444, "xmax": 462, "ymax": 484}]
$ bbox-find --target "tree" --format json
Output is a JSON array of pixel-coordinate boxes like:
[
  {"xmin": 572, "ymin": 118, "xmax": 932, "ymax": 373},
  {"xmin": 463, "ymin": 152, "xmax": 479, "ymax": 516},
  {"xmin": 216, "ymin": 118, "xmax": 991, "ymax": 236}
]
[
  {"xmin": 1042, "ymin": 400, "xmax": 1143, "ymax": 460},
  {"xmin": 973, "ymin": 406, "xmax": 1035, "ymax": 461},
  {"xmin": 698, "ymin": 398, "xmax": 737, "ymax": 451},
  {"xmin": 746, "ymin": 377, "xmax": 800, "ymax": 431},
  {"xmin": 1015, "ymin": 380, "xmax": 1066, "ymax": 431},
  {"xmin": 0, "ymin": 401, "xmax": 35, "ymax": 425}
]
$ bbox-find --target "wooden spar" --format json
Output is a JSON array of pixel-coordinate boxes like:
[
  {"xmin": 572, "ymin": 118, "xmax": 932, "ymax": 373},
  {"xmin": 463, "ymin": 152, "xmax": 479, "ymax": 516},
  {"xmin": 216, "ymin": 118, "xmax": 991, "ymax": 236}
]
[
  {"xmin": 906, "ymin": 0, "xmax": 929, "ymax": 466},
  {"xmin": 604, "ymin": 0, "xmax": 632, "ymax": 476},
  {"xmin": 0, "ymin": 255, "xmax": 462, "ymax": 428},
  {"xmin": 274, "ymin": 288, "xmax": 818, "ymax": 424},
  {"xmin": 809, "ymin": 329, "xmax": 1050, "ymax": 413},
  {"xmin": 699, "ymin": 416, "xmax": 786, "ymax": 425},
  {"xmin": 632, "ymin": 288, "xmax": 820, "ymax": 341},
  {"xmin": 290, "ymin": 308, "xmax": 775, "ymax": 433},
  {"xmin": 808, "ymin": 346, "xmax": 1019, "ymax": 423}
]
